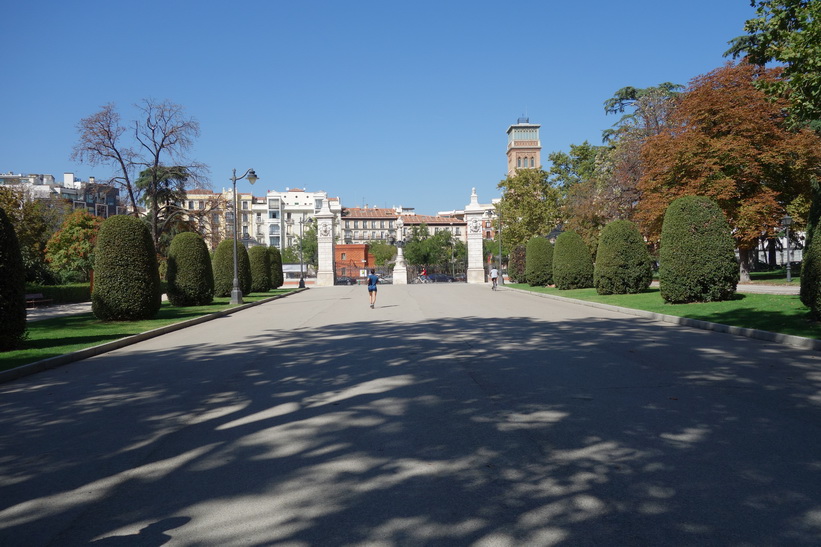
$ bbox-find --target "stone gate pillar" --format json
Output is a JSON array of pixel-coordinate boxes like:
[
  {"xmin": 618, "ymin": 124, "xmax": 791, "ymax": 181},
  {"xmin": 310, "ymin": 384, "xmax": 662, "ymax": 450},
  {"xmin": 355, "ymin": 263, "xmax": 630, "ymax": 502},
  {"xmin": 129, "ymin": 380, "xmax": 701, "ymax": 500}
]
[
  {"xmin": 466, "ymin": 188, "xmax": 486, "ymax": 284},
  {"xmin": 315, "ymin": 199, "xmax": 335, "ymax": 287}
]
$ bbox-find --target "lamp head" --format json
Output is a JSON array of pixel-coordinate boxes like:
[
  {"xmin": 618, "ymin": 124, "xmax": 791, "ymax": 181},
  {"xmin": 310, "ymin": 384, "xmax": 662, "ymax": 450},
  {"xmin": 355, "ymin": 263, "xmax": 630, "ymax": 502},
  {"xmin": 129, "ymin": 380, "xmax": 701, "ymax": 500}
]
[
  {"xmin": 782, "ymin": 214, "xmax": 793, "ymax": 227},
  {"xmin": 247, "ymin": 169, "xmax": 258, "ymax": 185}
]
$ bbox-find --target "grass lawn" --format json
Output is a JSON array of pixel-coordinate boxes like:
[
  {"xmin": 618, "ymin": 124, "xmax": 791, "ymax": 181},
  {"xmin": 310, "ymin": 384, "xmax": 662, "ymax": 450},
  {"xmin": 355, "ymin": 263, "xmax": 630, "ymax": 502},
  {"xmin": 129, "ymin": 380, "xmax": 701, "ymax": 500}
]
[
  {"xmin": 507, "ymin": 284, "xmax": 821, "ymax": 340},
  {"xmin": 0, "ymin": 290, "xmax": 295, "ymax": 372}
]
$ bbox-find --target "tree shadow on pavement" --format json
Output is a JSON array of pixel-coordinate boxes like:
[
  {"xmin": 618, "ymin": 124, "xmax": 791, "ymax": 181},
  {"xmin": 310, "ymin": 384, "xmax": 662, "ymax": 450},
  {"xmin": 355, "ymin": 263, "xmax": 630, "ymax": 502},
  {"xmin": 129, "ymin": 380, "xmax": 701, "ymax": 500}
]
[{"xmin": 1, "ymin": 314, "xmax": 820, "ymax": 545}]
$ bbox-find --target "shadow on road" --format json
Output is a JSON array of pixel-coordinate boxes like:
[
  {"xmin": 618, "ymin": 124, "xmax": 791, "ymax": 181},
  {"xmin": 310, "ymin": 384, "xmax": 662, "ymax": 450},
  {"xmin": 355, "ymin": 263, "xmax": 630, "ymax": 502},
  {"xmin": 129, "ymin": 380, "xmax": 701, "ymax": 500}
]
[{"xmin": 1, "ymin": 313, "xmax": 820, "ymax": 544}]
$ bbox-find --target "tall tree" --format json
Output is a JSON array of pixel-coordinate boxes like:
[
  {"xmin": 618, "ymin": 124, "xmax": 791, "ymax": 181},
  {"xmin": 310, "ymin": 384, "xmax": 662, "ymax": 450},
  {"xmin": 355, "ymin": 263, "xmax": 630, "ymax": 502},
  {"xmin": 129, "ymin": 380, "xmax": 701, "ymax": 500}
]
[
  {"xmin": 548, "ymin": 142, "xmax": 613, "ymax": 251},
  {"xmin": 638, "ymin": 61, "xmax": 821, "ymax": 280},
  {"xmin": 497, "ymin": 169, "xmax": 561, "ymax": 249},
  {"xmin": 135, "ymin": 165, "xmax": 192, "ymax": 250},
  {"xmin": 727, "ymin": 0, "xmax": 821, "ymax": 128},
  {"xmin": 72, "ymin": 99, "xmax": 207, "ymax": 250},
  {"xmin": 45, "ymin": 210, "xmax": 102, "ymax": 283},
  {"xmin": 0, "ymin": 186, "xmax": 70, "ymax": 283}
]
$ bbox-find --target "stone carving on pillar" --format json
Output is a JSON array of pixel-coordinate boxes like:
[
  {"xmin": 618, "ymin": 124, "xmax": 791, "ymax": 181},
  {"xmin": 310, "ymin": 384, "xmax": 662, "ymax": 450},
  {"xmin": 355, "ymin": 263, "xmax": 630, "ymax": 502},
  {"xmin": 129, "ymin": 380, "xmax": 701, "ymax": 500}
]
[
  {"xmin": 392, "ymin": 215, "xmax": 408, "ymax": 284},
  {"xmin": 466, "ymin": 188, "xmax": 486, "ymax": 284},
  {"xmin": 314, "ymin": 199, "xmax": 336, "ymax": 287}
]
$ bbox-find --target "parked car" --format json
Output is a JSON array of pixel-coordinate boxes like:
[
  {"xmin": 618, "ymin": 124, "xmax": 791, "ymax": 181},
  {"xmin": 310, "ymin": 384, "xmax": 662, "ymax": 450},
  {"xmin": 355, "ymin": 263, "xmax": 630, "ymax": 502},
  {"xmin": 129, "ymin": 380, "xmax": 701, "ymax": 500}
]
[
  {"xmin": 335, "ymin": 276, "xmax": 357, "ymax": 285},
  {"xmin": 378, "ymin": 275, "xmax": 393, "ymax": 284},
  {"xmin": 427, "ymin": 273, "xmax": 455, "ymax": 283}
]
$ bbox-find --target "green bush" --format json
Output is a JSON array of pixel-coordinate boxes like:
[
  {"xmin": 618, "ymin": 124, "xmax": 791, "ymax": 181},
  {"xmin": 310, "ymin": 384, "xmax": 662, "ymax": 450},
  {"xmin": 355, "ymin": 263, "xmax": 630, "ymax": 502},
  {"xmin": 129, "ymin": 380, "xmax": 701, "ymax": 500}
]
[
  {"xmin": 166, "ymin": 232, "xmax": 214, "ymax": 306},
  {"xmin": 508, "ymin": 245, "xmax": 526, "ymax": 283},
  {"xmin": 238, "ymin": 244, "xmax": 252, "ymax": 295},
  {"xmin": 212, "ymin": 240, "xmax": 252, "ymax": 297},
  {"xmin": 553, "ymin": 231, "xmax": 594, "ymax": 290},
  {"xmin": 594, "ymin": 220, "xmax": 653, "ymax": 295},
  {"xmin": 92, "ymin": 215, "xmax": 161, "ymax": 321},
  {"xmin": 249, "ymin": 245, "xmax": 272, "ymax": 293},
  {"xmin": 801, "ymin": 221, "xmax": 821, "ymax": 318},
  {"xmin": 525, "ymin": 237, "xmax": 553, "ymax": 286},
  {"xmin": 212, "ymin": 240, "xmax": 234, "ymax": 297},
  {"xmin": 0, "ymin": 207, "xmax": 27, "ymax": 350},
  {"xmin": 659, "ymin": 196, "xmax": 738, "ymax": 303},
  {"xmin": 269, "ymin": 246, "xmax": 284, "ymax": 289}
]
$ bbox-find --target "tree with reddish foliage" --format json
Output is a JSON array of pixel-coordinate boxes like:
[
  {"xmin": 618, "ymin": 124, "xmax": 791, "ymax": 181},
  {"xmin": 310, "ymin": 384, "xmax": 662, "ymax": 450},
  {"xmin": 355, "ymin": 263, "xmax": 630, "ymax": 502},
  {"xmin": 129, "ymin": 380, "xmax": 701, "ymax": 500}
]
[{"xmin": 637, "ymin": 61, "xmax": 821, "ymax": 281}]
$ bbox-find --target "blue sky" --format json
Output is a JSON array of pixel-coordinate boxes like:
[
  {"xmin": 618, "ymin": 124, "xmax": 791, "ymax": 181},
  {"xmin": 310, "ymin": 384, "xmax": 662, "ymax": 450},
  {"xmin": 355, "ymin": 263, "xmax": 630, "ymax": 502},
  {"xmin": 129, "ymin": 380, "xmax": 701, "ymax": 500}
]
[{"xmin": 2, "ymin": 1, "xmax": 758, "ymax": 215}]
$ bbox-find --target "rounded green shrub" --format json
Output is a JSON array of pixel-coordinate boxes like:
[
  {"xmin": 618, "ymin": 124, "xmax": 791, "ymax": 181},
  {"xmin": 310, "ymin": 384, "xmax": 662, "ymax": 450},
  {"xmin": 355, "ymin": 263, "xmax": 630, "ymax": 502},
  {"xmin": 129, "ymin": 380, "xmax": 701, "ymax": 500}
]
[
  {"xmin": 525, "ymin": 237, "xmax": 553, "ymax": 286},
  {"xmin": 0, "ymin": 206, "xmax": 27, "ymax": 350},
  {"xmin": 249, "ymin": 245, "xmax": 272, "ymax": 293},
  {"xmin": 594, "ymin": 220, "xmax": 653, "ymax": 295},
  {"xmin": 659, "ymin": 196, "xmax": 738, "ymax": 303},
  {"xmin": 553, "ymin": 231, "xmax": 594, "ymax": 290},
  {"xmin": 801, "ymin": 221, "xmax": 821, "ymax": 318},
  {"xmin": 166, "ymin": 232, "xmax": 214, "ymax": 306},
  {"xmin": 213, "ymin": 239, "xmax": 252, "ymax": 297},
  {"xmin": 212, "ymin": 240, "xmax": 234, "ymax": 297},
  {"xmin": 92, "ymin": 215, "xmax": 161, "ymax": 320},
  {"xmin": 508, "ymin": 245, "xmax": 526, "ymax": 283},
  {"xmin": 269, "ymin": 246, "xmax": 284, "ymax": 289}
]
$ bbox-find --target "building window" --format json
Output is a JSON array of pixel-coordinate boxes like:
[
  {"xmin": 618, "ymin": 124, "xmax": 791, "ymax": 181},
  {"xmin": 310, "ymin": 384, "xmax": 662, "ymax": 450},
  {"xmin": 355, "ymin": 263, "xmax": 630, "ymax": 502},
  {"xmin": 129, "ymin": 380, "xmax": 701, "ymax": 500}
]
[
  {"xmin": 517, "ymin": 157, "xmax": 521, "ymax": 168},
  {"xmin": 341, "ymin": 253, "xmax": 346, "ymax": 260},
  {"xmin": 242, "ymin": 201, "xmax": 249, "ymax": 210},
  {"xmin": 269, "ymin": 210, "xmax": 280, "ymax": 219},
  {"xmin": 530, "ymin": 157, "xmax": 535, "ymax": 167},
  {"xmin": 269, "ymin": 236, "xmax": 280, "ymax": 247}
]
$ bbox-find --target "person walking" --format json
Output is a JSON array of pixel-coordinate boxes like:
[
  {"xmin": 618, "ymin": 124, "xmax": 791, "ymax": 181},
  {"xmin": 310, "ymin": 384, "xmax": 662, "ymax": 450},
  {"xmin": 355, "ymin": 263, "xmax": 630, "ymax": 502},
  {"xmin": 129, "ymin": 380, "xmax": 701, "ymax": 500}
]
[
  {"xmin": 490, "ymin": 267, "xmax": 499, "ymax": 290},
  {"xmin": 367, "ymin": 268, "xmax": 379, "ymax": 308}
]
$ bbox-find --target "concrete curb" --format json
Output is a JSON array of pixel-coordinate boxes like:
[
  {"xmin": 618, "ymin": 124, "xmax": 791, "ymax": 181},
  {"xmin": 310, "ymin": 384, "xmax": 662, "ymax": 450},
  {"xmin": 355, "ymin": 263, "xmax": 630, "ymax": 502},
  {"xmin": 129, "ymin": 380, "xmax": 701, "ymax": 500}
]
[
  {"xmin": 506, "ymin": 287, "xmax": 821, "ymax": 351},
  {"xmin": 0, "ymin": 289, "xmax": 306, "ymax": 384}
]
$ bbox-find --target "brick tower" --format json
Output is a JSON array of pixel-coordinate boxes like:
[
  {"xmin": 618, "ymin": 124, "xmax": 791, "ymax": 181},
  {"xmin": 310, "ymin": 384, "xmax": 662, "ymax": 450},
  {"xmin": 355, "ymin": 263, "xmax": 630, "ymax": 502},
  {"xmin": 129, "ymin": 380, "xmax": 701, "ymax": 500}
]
[{"xmin": 506, "ymin": 117, "xmax": 541, "ymax": 177}]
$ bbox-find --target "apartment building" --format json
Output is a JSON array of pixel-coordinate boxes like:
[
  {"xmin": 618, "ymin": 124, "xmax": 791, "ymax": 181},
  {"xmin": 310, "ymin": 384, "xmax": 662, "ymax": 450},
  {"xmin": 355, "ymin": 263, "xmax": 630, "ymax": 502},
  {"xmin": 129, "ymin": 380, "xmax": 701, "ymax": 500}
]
[
  {"xmin": 341, "ymin": 206, "xmax": 467, "ymax": 244},
  {"xmin": 0, "ymin": 172, "xmax": 124, "ymax": 218}
]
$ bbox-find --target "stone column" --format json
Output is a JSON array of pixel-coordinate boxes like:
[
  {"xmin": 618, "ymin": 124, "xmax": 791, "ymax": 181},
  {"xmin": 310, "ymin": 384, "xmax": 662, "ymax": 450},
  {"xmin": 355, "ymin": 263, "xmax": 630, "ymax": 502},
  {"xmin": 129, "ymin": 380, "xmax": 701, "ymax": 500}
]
[
  {"xmin": 392, "ymin": 215, "xmax": 408, "ymax": 284},
  {"xmin": 465, "ymin": 188, "xmax": 486, "ymax": 284},
  {"xmin": 315, "ymin": 199, "xmax": 336, "ymax": 287}
]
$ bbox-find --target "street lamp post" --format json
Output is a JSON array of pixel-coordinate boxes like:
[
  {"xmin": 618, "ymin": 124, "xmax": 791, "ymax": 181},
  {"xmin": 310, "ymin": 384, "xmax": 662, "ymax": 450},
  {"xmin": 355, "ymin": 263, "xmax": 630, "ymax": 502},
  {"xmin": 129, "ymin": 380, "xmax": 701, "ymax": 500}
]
[
  {"xmin": 782, "ymin": 214, "xmax": 793, "ymax": 283},
  {"xmin": 496, "ymin": 204, "xmax": 503, "ymax": 285},
  {"xmin": 230, "ymin": 168, "xmax": 258, "ymax": 305}
]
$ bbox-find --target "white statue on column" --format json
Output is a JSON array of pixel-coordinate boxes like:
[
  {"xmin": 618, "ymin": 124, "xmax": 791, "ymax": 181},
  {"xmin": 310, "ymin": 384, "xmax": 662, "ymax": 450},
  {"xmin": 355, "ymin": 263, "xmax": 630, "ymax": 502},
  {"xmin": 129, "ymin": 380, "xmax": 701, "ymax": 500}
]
[{"xmin": 392, "ymin": 214, "xmax": 408, "ymax": 284}]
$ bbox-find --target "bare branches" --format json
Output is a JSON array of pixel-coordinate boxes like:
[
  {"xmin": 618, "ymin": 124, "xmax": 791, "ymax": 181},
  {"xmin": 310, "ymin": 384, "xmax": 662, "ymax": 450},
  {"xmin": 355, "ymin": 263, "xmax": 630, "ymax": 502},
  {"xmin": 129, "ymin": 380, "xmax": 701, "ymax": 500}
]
[{"xmin": 71, "ymin": 99, "xmax": 209, "ymax": 250}]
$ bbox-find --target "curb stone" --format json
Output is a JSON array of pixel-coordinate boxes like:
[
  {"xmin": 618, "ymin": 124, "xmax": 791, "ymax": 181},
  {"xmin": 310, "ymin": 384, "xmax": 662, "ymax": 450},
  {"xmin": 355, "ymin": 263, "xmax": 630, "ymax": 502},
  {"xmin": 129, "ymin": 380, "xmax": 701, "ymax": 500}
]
[
  {"xmin": 0, "ymin": 289, "xmax": 306, "ymax": 384},
  {"xmin": 507, "ymin": 287, "xmax": 821, "ymax": 351}
]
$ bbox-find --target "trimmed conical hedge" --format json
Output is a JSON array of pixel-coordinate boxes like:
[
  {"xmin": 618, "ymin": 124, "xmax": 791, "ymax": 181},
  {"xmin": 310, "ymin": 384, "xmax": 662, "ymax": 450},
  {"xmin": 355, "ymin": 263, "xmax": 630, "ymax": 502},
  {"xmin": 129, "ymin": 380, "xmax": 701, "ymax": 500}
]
[
  {"xmin": 269, "ymin": 246, "xmax": 284, "ymax": 289},
  {"xmin": 213, "ymin": 239, "xmax": 252, "ymax": 297},
  {"xmin": 553, "ymin": 231, "xmax": 594, "ymax": 290},
  {"xmin": 508, "ymin": 245, "xmax": 526, "ymax": 283},
  {"xmin": 659, "ymin": 196, "xmax": 738, "ymax": 303},
  {"xmin": 249, "ymin": 245, "xmax": 272, "ymax": 293},
  {"xmin": 525, "ymin": 237, "xmax": 553, "ymax": 286},
  {"xmin": 801, "ymin": 221, "xmax": 821, "ymax": 318},
  {"xmin": 0, "ymin": 206, "xmax": 27, "ymax": 350},
  {"xmin": 92, "ymin": 215, "xmax": 161, "ymax": 320},
  {"xmin": 166, "ymin": 232, "xmax": 214, "ymax": 306},
  {"xmin": 594, "ymin": 220, "xmax": 653, "ymax": 295}
]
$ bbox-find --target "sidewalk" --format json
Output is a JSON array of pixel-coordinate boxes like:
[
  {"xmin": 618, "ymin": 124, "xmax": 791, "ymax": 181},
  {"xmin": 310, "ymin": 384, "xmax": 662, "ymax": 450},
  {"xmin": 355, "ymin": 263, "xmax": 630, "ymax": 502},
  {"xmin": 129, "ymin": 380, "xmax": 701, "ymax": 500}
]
[{"xmin": 26, "ymin": 302, "xmax": 92, "ymax": 322}]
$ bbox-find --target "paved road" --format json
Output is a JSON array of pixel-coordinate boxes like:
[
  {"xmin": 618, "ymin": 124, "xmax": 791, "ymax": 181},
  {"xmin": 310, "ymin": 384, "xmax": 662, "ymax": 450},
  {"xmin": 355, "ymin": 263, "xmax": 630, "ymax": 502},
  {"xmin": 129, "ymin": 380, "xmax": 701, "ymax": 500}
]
[{"xmin": 1, "ymin": 284, "xmax": 820, "ymax": 546}]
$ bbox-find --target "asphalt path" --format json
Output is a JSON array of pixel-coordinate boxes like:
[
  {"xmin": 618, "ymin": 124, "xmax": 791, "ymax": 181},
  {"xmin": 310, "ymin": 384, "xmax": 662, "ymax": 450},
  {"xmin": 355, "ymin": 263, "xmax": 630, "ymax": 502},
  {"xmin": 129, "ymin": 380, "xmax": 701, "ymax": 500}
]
[{"xmin": 1, "ymin": 284, "xmax": 820, "ymax": 546}]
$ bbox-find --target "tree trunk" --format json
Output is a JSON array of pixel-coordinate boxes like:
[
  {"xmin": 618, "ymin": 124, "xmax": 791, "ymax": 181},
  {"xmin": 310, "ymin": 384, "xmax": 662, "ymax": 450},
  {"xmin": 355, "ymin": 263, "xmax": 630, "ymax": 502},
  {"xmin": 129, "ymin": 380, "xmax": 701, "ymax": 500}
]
[{"xmin": 738, "ymin": 247, "xmax": 753, "ymax": 282}]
